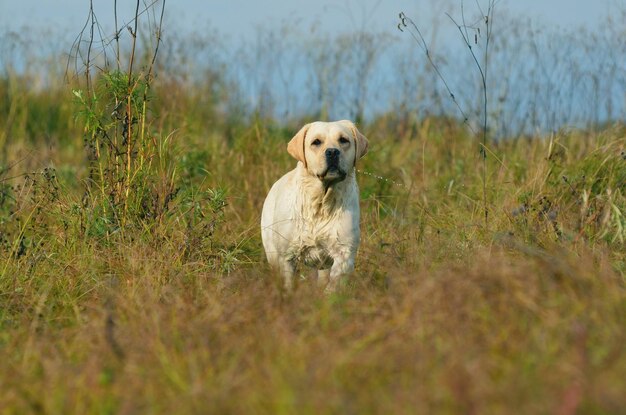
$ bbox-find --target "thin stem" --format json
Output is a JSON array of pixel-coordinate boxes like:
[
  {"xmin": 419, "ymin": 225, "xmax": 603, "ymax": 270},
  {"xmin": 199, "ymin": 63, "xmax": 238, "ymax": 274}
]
[
  {"xmin": 114, "ymin": 0, "xmax": 121, "ymax": 71},
  {"xmin": 400, "ymin": 1, "xmax": 495, "ymax": 229},
  {"xmin": 146, "ymin": 0, "xmax": 166, "ymax": 86},
  {"xmin": 398, "ymin": 12, "xmax": 475, "ymax": 134},
  {"xmin": 86, "ymin": 0, "xmax": 95, "ymax": 98},
  {"xmin": 446, "ymin": 0, "xmax": 494, "ymax": 228},
  {"xmin": 123, "ymin": 0, "xmax": 141, "ymax": 226}
]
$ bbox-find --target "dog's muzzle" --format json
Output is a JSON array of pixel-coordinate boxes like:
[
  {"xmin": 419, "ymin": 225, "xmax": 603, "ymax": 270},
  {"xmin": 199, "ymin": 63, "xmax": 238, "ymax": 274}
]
[
  {"xmin": 318, "ymin": 148, "xmax": 346, "ymax": 185},
  {"xmin": 325, "ymin": 148, "xmax": 340, "ymax": 168}
]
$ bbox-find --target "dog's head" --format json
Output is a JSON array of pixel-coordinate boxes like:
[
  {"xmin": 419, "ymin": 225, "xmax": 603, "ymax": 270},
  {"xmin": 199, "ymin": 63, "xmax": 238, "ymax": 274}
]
[{"xmin": 287, "ymin": 120, "xmax": 368, "ymax": 185}]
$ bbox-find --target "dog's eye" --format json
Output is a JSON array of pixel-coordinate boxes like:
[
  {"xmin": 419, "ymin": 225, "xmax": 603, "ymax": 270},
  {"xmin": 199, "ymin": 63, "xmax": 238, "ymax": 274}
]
[
  {"xmin": 311, "ymin": 139, "xmax": 322, "ymax": 146},
  {"xmin": 339, "ymin": 136, "xmax": 350, "ymax": 145}
]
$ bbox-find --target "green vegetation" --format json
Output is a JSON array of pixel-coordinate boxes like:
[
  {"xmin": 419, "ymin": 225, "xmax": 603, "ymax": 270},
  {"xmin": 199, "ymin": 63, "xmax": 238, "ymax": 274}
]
[{"xmin": 0, "ymin": 3, "xmax": 625, "ymax": 414}]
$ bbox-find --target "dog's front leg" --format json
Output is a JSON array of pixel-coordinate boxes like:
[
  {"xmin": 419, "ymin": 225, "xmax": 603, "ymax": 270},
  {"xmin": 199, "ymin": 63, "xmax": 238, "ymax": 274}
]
[
  {"xmin": 280, "ymin": 258, "xmax": 296, "ymax": 291},
  {"xmin": 317, "ymin": 269, "xmax": 330, "ymax": 288},
  {"xmin": 325, "ymin": 250, "xmax": 355, "ymax": 293}
]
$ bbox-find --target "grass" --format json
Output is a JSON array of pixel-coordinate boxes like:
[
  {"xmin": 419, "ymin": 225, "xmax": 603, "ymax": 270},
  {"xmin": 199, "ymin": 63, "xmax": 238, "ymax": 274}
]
[
  {"xmin": 0, "ymin": 5, "xmax": 625, "ymax": 413},
  {"xmin": 1, "ymin": 96, "xmax": 624, "ymax": 412}
]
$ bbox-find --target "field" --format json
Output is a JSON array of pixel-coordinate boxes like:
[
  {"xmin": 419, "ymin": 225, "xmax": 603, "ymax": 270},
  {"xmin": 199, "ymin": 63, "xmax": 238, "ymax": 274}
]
[{"xmin": 1, "ymin": 2, "xmax": 626, "ymax": 414}]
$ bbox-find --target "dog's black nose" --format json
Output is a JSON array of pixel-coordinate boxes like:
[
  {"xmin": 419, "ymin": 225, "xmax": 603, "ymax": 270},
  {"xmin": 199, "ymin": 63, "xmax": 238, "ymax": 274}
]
[{"xmin": 325, "ymin": 148, "xmax": 340, "ymax": 159}]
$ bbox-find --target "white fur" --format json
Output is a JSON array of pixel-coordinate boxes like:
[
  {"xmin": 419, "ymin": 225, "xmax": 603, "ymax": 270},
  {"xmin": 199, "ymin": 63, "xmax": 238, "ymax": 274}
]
[{"xmin": 261, "ymin": 121, "xmax": 368, "ymax": 292}]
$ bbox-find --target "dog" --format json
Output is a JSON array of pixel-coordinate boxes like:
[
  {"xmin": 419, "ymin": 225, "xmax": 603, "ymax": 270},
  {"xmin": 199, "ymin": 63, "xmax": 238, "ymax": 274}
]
[{"xmin": 261, "ymin": 120, "xmax": 369, "ymax": 292}]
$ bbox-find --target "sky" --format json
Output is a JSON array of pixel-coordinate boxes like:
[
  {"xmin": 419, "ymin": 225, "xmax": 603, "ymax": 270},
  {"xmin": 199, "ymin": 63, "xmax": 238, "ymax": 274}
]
[
  {"xmin": 0, "ymin": 0, "xmax": 622, "ymax": 131},
  {"xmin": 0, "ymin": 0, "xmax": 618, "ymax": 41}
]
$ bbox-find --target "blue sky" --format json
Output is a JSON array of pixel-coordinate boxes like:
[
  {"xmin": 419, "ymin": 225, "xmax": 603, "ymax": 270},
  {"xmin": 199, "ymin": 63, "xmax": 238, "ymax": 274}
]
[{"xmin": 0, "ymin": 0, "xmax": 617, "ymax": 40}]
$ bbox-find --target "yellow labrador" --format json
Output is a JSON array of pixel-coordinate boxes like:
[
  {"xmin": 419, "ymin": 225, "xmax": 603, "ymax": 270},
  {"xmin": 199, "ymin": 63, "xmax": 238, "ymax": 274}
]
[{"xmin": 261, "ymin": 120, "xmax": 369, "ymax": 292}]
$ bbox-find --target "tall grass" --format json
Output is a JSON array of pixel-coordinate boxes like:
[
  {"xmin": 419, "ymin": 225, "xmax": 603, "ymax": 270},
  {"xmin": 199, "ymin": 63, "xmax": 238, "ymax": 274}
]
[{"xmin": 0, "ymin": 1, "xmax": 624, "ymax": 413}]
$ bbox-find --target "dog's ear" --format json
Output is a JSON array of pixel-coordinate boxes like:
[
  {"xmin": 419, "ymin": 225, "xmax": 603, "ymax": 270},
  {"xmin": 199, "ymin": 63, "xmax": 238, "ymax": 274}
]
[
  {"xmin": 287, "ymin": 123, "xmax": 310, "ymax": 167},
  {"xmin": 339, "ymin": 120, "xmax": 369, "ymax": 164}
]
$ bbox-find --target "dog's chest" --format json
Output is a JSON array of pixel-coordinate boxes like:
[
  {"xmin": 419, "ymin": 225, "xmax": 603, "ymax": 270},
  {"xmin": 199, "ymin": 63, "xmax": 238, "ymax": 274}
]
[{"xmin": 293, "ymin": 221, "xmax": 339, "ymax": 268}]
